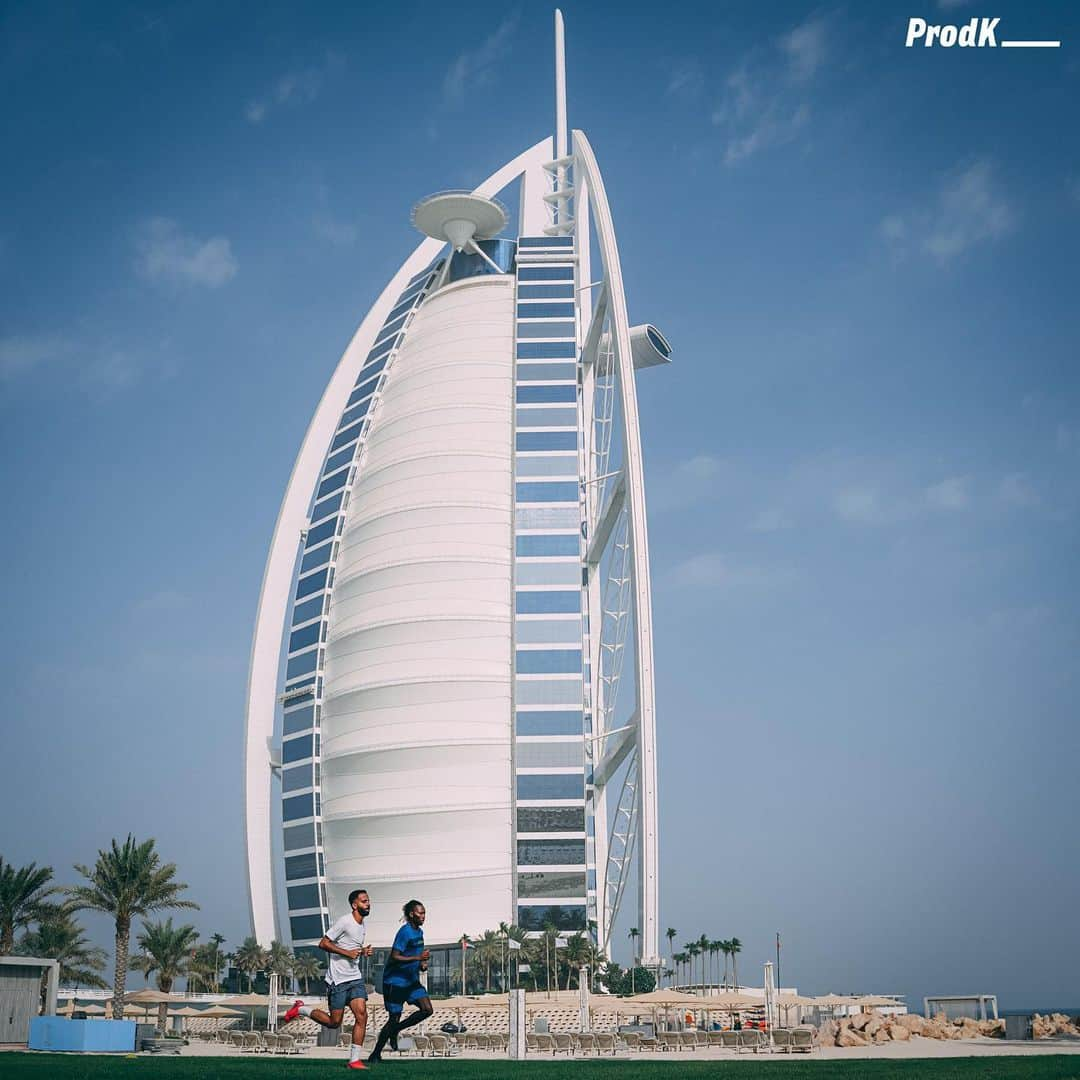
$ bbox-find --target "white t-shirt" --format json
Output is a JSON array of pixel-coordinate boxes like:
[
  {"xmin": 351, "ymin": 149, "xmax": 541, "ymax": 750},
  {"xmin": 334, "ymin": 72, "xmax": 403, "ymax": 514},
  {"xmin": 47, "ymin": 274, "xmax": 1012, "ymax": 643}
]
[{"xmin": 324, "ymin": 912, "xmax": 367, "ymax": 986}]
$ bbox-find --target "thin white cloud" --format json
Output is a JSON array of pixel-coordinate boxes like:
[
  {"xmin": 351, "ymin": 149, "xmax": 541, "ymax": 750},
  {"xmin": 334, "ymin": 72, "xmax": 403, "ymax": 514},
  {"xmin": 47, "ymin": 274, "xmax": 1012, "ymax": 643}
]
[
  {"xmin": 779, "ymin": 15, "xmax": 828, "ymax": 82},
  {"xmin": 312, "ymin": 215, "xmax": 358, "ymax": 247},
  {"xmin": 712, "ymin": 14, "xmax": 823, "ymax": 166},
  {"xmin": 245, "ymin": 51, "xmax": 344, "ymax": 124},
  {"xmin": 442, "ymin": 14, "xmax": 518, "ymax": 110},
  {"xmin": 748, "ymin": 507, "xmax": 792, "ymax": 532},
  {"xmin": 134, "ymin": 217, "xmax": 237, "ymax": 288},
  {"xmin": 881, "ymin": 160, "xmax": 1014, "ymax": 264},
  {"xmin": 924, "ymin": 476, "xmax": 971, "ymax": 511},
  {"xmin": 0, "ymin": 334, "xmax": 71, "ymax": 379},
  {"xmin": 667, "ymin": 59, "xmax": 704, "ymax": 99},
  {"xmin": 669, "ymin": 551, "xmax": 796, "ymax": 589},
  {"xmin": 998, "ymin": 472, "xmax": 1039, "ymax": 508}
]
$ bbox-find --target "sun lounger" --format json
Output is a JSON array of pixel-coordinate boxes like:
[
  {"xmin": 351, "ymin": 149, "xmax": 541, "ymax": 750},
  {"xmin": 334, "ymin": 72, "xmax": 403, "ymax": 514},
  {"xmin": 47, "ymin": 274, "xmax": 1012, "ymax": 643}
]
[
  {"xmin": 553, "ymin": 1033, "xmax": 574, "ymax": 1054},
  {"xmin": 535, "ymin": 1032, "xmax": 557, "ymax": 1055},
  {"xmin": 771, "ymin": 1029, "xmax": 792, "ymax": 1053},
  {"xmin": 575, "ymin": 1032, "xmax": 597, "ymax": 1053},
  {"xmin": 677, "ymin": 1031, "xmax": 698, "ymax": 1050},
  {"xmin": 525, "ymin": 1032, "xmax": 539, "ymax": 1053},
  {"xmin": 720, "ymin": 1029, "xmax": 740, "ymax": 1050},
  {"xmin": 596, "ymin": 1032, "xmax": 619, "ymax": 1055},
  {"xmin": 656, "ymin": 1031, "xmax": 680, "ymax": 1051},
  {"xmin": 791, "ymin": 1027, "xmax": 815, "ymax": 1053},
  {"xmin": 738, "ymin": 1029, "xmax": 764, "ymax": 1053}
]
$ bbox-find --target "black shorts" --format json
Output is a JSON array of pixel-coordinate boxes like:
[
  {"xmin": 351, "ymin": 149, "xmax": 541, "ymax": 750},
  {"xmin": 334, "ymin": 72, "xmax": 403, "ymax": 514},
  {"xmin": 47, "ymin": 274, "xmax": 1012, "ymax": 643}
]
[{"xmin": 382, "ymin": 982, "xmax": 428, "ymax": 1015}]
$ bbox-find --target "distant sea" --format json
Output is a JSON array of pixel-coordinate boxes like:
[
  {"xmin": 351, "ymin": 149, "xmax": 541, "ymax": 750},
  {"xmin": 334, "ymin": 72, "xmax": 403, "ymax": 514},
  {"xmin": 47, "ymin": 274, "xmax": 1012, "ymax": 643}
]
[{"xmin": 1000, "ymin": 1008, "xmax": 1080, "ymax": 1017}]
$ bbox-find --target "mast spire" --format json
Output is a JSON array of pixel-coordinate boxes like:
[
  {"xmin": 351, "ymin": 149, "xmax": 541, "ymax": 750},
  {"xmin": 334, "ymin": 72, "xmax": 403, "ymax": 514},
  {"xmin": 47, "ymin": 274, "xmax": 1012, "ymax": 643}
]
[{"xmin": 555, "ymin": 9, "xmax": 567, "ymax": 160}]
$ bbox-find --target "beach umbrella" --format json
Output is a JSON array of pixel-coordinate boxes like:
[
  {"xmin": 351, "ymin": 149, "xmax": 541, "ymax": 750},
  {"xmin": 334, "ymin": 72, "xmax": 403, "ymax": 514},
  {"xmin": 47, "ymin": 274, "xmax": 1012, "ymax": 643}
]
[
  {"xmin": 125, "ymin": 988, "xmax": 186, "ymax": 1004},
  {"xmin": 197, "ymin": 1004, "xmax": 245, "ymax": 1031},
  {"xmin": 81, "ymin": 1004, "xmax": 107, "ymax": 1016},
  {"xmin": 222, "ymin": 992, "xmax": 270, "ymax": 1030},
  {"xmin": 854, "ymin": 995, "xmax": 897, "ymax": 1008},
  {"xmin": 57, "ymin": 1000, "xmax": 76, "ymax": 1015}
]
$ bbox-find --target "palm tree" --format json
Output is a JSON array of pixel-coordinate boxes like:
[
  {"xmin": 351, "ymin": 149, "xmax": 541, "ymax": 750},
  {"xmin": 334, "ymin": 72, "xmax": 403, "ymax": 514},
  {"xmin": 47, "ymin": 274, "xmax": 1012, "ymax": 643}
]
[
  {"xmin": 696, "ymin": 934, "xmax": 710, "ymax": 992},
  {"xmin": 234, "ymin": 936, "xmax": 268, "ymax": 993},
  {"xmin": 17, "ymin": 904, "xmax": 107, "ymax": 987},
  {"xmin": 129, "ymin": 918, "xmax": 199, "ymax": 1032},
  {"xmin": 719, "ymin": 939, "xmax": 731, "ymax": 989},
  {"xmin": 210, "ymin": 933, "xmax": 227, "ymax": 990},
  {"xmin": 67, "ymin": 835, "xmax": 198, "ymax": 1019},
  {"xmin": 627, "ymin": 927, "xmax": 639, "ymax": 993},
  {"xmin": 0, "ymin": 857, "xmax": 57, "ymax": 954},
  {"xmin": 267, "ymin": 940, "xmax": 294, "ymax": 991},
  {"xmin": 729, "ymin": 937, "xmax": 742, "ymax": 991},
  {"xmin": 665, "ymin": 927, "xmax": 677, "ymax": 983},
  {"xmin": 709, "ymin": 939, "xmax": 723, "ymax": 992},
  {"xmin": 292, "ymin": 952, "xmax": 323, "ymax": 994},
  {"xmin": 684, "ymin": 942, "xmax": 698, "ymax": 991},
  {"xmin": 187, "ymin": 944, "xmax": 219, "ymax": 993}
]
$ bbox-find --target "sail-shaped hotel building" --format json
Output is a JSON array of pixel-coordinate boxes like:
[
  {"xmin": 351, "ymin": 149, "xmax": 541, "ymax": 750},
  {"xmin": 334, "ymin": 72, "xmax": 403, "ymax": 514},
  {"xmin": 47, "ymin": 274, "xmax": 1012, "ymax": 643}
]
[{"xmin": 244, "ymin": 11, "xmax": 668, "ymax": 982}]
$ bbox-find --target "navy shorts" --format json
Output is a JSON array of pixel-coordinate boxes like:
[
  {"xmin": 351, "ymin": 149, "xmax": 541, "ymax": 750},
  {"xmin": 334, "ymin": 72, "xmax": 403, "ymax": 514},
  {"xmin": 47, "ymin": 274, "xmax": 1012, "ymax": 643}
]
[
  {"xmin": 327, "ymin": 978, "xmax": 368, "ymax": 1012},
  {"xmin": 383, "ymin": 982, "xmax": 428, "ymax": 1015}
]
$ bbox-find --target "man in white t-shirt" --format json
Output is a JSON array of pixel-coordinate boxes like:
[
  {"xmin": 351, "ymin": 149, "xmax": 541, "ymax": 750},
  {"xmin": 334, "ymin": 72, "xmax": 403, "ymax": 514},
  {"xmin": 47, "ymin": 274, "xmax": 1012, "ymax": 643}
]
[{"xmin": 283, "ymin": 888, "xmax": 373, "ymax": 1070}]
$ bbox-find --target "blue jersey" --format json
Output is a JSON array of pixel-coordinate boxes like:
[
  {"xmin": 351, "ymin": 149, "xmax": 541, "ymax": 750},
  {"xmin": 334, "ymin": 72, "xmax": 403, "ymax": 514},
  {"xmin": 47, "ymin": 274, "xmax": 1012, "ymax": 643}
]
[{"xmin": 383, "ymin": 923, "xmax": 424, "ymax": 987}]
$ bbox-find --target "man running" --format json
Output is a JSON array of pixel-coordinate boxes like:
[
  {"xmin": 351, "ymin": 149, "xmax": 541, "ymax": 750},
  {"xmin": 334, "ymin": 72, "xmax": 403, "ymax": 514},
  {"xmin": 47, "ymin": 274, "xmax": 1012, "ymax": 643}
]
[
  {"xmin": 367, "ymin": 899, "xmax": 432, "ymax": 1063},
  {"xmin": 283, "ymin": 888, "xmax": 373, "ymax": 1070}
]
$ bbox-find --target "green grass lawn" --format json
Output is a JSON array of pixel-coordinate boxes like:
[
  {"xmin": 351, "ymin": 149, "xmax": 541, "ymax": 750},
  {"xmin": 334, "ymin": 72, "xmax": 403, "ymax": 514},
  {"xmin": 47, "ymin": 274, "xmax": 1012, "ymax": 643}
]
[{"xmin": 3, "ymin": 1056, "xmax": 1080, "ymax": 1080}]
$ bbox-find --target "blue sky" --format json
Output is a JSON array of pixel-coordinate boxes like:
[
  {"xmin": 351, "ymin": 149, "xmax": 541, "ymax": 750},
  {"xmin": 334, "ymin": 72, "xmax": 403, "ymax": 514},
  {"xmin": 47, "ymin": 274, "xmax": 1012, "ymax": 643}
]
[{"xmin": 2, "ymin": 1, "xmax": 1078, "ymax": 1007}]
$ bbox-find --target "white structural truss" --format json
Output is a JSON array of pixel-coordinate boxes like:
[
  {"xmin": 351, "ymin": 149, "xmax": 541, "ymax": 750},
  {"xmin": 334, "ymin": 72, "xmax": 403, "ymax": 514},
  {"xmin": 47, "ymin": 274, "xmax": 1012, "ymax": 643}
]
[
  {"xmin": 243, "ymin": 10, "xmax": 664, "ymax": 968},
  {"xmin": 545, "ymin": 11, "xmax": 663, "ymax": 967}
]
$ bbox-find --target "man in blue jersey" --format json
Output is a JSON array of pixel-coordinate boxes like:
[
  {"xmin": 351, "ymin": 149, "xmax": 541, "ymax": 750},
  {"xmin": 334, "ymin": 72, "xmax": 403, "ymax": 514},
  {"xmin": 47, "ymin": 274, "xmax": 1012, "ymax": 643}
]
[{"xmin": 367, "ymin": 899, "xmax": 432, "ymax": 1063}]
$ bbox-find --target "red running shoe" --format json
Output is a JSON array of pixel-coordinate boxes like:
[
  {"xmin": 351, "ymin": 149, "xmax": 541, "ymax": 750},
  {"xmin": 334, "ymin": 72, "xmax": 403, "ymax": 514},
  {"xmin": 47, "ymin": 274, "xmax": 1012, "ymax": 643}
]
[
  {"xmin": 346, "ymin": 1061, "xmax": 368, "ymax": 1070},
  {"xmin": 283, "ymin": 1000, "xmax": 304, "ymax": 1023}
]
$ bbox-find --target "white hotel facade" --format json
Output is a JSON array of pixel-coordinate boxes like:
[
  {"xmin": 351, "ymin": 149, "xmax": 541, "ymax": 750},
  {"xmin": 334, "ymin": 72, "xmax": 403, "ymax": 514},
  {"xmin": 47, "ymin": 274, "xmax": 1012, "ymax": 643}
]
[{"xmin": 243, "ymin": 12, "xmax": 668, "ymax": 984}]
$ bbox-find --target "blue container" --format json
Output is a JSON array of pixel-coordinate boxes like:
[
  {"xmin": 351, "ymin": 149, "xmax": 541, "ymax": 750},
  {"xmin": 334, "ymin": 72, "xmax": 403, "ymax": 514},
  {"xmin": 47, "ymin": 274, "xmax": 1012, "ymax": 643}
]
[{"xmin": 29, "ymin": 1016, "xmax": 137, "ymax": 1052}]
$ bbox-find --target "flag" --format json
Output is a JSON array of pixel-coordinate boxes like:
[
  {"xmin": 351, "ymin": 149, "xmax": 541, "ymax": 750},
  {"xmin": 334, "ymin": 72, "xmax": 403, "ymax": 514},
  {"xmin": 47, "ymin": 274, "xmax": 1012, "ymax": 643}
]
[
  {"xmin": 460, "ymin": 936, "xmax": 471, "ymax": 949},
  {"xmin": 508, "ymin": 939, "xmax": 521, "ymax": 951},
  {"xmin": 555, "ymin": 937, "xmax": 568, "ymax": 949}
]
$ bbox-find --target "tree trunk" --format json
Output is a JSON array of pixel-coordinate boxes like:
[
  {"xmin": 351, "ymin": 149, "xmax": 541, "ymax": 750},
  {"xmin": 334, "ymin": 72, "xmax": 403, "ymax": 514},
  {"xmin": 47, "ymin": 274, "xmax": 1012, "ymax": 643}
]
[{"xmin": 112, "ymin": 918, "xmax": 130, "ymax": 1020}]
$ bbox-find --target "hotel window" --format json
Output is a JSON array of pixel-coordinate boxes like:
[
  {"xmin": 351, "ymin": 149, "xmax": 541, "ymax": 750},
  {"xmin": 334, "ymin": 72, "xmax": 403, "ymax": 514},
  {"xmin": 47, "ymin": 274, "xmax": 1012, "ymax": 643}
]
[
  {"xmin": 517, "ymin": 839, "xmax": 586, "ymax": 866},
  {"xmin": 517, "ymin": 774, "xmax": 585, "ymax": 801},
  {"xmin": 515, "ymin": 591, "xmax": 581, "ymax": 615},
  {"xmin": 295, "ymin": 569, "xmax": 329, "ymax": 600},
  {"xmin": 515, "ymin": 481, "xmax": 579, "ymax": 503},
  {"xmin": 516, "ymin": 361, "xmax": 578, "ymax": 381},
  {"xmin": 304, "ymin": 517, "xmax": 339, "ymax": 549},
  {"xmin": 516, "ymin": 649, "xmax": 583, "ymax": 674},
  {"xmin": 517, "ymin": 872, "xmax": 587, "ymax": 898},
  {"xmin": 516, "ymin": 385, "xmax": 577, "ymax": 405},
  {"xmin": 517, "ymin": 806, "xmax": 586, "ymax": 832},
  {"xmin": 516, "ymin": 430, "xmax": 578, "ymax": 452},
  {"xmin": 282, "ymin": 765, "xmax": 313, "ymax": 793},
  {"xmin": 286, "ymin": 650, "xmax": 318, "ymax": 680},
  {"xmin": 282, "ymin": 735, "xmax": 313, "ymax": 765},
  {"xmin": 289, "ymin": 622, "xmax": 321, "ymax": 653},
  {"xmin": 517, "ymin": 341, "xmax": 576, "ymax": 359},
  {"xmin": 515, "ymin": 710, "xmax": 584, "ymax": 736},
  {"xmin": 516, "ymin": 905, "xmax": 586, "ymax": 931},
  {"xmin": 518, "ymin": 266, "xmax": 574, "ymax": 281},
  {"xmin": 515, "ymin": 562, "xmax": 583, "ymax": 587},
  {"xmin": 283, "ymin": 823, "xmax": 315, "ymax": 851},
  {"xmin": 291, "ymin": 595, "xmax": 325, "ymax": 626},
  {"xmin": 289, "ymin": 914, "xmax": 325, "ymax": 940},
  {"xmin": 287, "ymin": 884, "xmax": 321, "ymax": 910},
  {"xmin": 299, "ymin": 544, "xmax": 332, "ymax": 574},
  {"xmin": 285, "ymin": 853, "xmax": 318, "ymax": 881},
  {"xmin": 282, "ymin": 794, "xmax": 314, "ymax": 821},
  {"xmin": 283, "ymin": 705, "xmax": 315, "ymax": 736},
  {"xmin": 310, "ymin": 492, "xmax": 344, "ymax": 523},
  {"xmin": 515, "ymin": 741, "xmax": 584, "ymax": 769},
  {"xmin": 515, "ymin": 534, "xmax": 580, "ymax": 557},
  {"xmin": 516, "ymin": 303, "xmax": 576, "ymax": 319}
]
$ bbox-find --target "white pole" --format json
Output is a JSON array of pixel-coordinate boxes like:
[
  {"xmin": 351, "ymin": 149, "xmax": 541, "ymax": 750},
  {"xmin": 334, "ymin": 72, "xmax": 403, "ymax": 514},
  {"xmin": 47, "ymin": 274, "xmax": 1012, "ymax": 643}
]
[
  {"xmin": 554, "ymin": 9, "xmax": 567, "ymax": 160},
  {"xmin": 554, "ymin": 9, "xmax": 568, "ymax": 231}
]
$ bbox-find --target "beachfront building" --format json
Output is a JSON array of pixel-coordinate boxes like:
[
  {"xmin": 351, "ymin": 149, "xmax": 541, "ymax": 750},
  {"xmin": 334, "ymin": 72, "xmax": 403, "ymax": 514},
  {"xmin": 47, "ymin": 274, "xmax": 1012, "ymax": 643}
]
[{"xmin": 242, "ymin": 12, "xmax": 667, "ymax": 983}]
